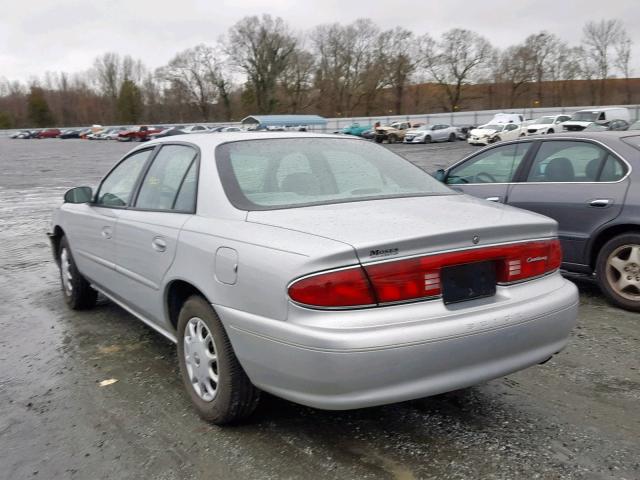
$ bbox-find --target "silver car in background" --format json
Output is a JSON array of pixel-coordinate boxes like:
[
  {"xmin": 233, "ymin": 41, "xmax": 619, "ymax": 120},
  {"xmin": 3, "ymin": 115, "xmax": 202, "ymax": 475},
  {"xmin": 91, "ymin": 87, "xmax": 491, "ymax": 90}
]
[
  {"xmin": 49, "ymin": 133, "xmax": 578, "ymax": 424},
  {"xmin": 404, "ymin": 124, "xmax": 458, "ymax": 143}
]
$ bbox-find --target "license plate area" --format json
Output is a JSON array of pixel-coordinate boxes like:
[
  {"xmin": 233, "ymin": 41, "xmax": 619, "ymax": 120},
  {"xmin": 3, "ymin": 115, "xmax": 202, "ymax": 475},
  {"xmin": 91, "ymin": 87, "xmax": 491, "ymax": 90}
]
[{"xmin": 441, "ymin": 261, "xmax": 496, "ymax": 305}]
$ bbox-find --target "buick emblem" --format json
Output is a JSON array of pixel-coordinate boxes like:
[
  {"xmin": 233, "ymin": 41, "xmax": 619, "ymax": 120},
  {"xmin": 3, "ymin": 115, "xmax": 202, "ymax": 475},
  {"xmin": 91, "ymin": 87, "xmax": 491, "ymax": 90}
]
[{"xmin": 472, "ymin": 235, "xmax": 480, "ymax": 245}]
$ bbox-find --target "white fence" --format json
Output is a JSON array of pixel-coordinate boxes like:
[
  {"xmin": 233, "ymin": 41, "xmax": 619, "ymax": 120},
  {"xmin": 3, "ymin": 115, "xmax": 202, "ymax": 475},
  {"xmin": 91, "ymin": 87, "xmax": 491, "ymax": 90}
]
[
  {"xmin": 322, "ymin": 104, "xmax": 640, "ymax": 132},
  {"xmin": 2, "ymin": 104, "xmax": 640, "ymax": 137}
]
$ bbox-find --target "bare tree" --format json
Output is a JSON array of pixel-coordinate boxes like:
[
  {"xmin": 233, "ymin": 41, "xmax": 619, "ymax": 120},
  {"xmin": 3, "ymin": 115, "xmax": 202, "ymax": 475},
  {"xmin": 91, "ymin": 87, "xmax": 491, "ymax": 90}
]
[
  {"xmin": 497, "ymin": 45, "xmax": 534, "ymax": 107},
  {"xmin": 523, "ymin": 32, "xmax": 560, "ymax": 105},
  {"xmin": 379, "ymin": 27, "xmax": 417, "ymax": 114},
  {"xmin": 615, "ymin": 30, "xmax": 633, "ymax": 103},
  {"xmin": 92, "ymin": 53, "xmax": 123, "ymax": 100},
  {"xmin": 157, "ymin": 44, "xmax": 219, "ymax": 121},
  {"xmin": 422, "ymin": 29, "xmax": 493, "ymax": 112},
  {"xmin": 582, "ymin": 19, "xmax": 625, "ymax": 103},
  {"xmin": 280, "ymin": 47, "xmax": 315, "ymax": 113},
  {"xmin": 312, "ymin": 19, "xmax": 384, "ymax": 116},
  {"xmin": 226, "ymin": 15, "xmax": 297, "ymax": 114}
]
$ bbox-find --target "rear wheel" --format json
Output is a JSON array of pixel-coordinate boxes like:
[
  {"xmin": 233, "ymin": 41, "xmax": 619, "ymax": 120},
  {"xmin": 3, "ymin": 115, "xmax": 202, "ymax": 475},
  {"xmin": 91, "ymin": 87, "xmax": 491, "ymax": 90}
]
[
  {"xmin": 448, "ymin": 133, "xmax": 456, "ymax": 142},
  {"xmin": 177, "ymin": 295, "xmax": 260, "ymax": 424},
  {"xmin": 58, "ymin": 236, "xmax": 97, "ymax": 310},
  {"xmin": 388, "ymin": 134, "xmax": 397, "ymax": 144},
  {"xmin": 596, "ymin": 233, "xmax": 640, "ymax": 311}
]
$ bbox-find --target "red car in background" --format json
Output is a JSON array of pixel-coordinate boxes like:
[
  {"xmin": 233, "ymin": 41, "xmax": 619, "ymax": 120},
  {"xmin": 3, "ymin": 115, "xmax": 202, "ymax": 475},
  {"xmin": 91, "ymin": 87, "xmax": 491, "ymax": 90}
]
[
  {"xmin": 36, "ymin": 128, "xmax": 61, "ymax": 138},
  {"xmin": 117, "ymin": 125, "xmax": 162, "ymax": 142}
]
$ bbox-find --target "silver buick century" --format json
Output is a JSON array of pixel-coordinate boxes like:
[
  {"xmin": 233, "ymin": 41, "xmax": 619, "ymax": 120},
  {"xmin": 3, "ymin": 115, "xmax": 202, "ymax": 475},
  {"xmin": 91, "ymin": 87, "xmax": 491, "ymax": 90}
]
[{"xmin": 49, "ymin": 133, "xmax": 579, "ymax": 424}]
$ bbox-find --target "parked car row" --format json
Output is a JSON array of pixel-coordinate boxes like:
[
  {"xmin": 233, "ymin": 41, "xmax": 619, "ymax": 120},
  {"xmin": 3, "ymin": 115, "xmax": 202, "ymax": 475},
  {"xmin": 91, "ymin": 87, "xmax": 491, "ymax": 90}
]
[
  {"xmin": 333, "ymin": 108, "xmax": 638, "ymax": 148},
  {"xmin": 9, "ymin": 124, "xmax": 246, "ymax": 142}
]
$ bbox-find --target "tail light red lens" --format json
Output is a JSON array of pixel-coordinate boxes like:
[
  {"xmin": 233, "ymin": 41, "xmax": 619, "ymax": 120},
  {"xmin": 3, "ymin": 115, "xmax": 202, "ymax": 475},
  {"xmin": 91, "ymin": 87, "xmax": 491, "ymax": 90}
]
[
  {"xmin": 288, "ymin": 239, "xmax": 562, "ymax": 308},
  {"xmin": 287, "ymin": 266, "xmax": 376, "ymax": 308}
]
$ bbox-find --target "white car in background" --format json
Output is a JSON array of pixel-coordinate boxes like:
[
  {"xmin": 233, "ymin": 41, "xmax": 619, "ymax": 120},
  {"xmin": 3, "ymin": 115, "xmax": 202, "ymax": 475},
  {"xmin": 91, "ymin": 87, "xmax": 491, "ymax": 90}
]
[
  {"xmin": 525, "ymin": 115, "xmax": 572, "ymax": 136},
  {"xmin": 467, "ymin": 123, "xmax": 524, "ymax": 146},
  {"xmin": 181, "ymin": 125, "xmax": 210, "ymax": 133},
  {"xmin": 403, "ymin": 124, "xmax": 458, "ymax": 143}
]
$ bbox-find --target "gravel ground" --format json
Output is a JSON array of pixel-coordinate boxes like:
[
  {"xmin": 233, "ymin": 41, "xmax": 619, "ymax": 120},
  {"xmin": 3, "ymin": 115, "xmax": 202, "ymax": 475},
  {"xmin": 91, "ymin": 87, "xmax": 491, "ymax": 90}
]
[{"xmin": 0, "ymin": 137, "xmax": 638, "ymax": 480}]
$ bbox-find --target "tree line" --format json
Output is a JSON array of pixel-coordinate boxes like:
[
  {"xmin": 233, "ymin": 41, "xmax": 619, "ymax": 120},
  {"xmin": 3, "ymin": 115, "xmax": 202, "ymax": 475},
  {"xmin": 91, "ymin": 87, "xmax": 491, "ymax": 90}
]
[{"xmin": 0, "ymin": 16, "xmax": 635, "ymax": 128}]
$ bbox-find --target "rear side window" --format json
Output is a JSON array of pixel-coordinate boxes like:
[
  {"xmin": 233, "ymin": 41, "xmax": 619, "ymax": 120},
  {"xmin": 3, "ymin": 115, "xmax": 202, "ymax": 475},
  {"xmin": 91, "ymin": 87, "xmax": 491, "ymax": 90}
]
[
  {"xmin": 446, "ymin": 142, "xmax": 531, "ymax": 184},
  {"xmin": 135, "ymin": 145, "xmax": 197, "ymax": 211},
  {"xmin": 526, "ymin": 141, "xmax": 625, "ymax": 182}
]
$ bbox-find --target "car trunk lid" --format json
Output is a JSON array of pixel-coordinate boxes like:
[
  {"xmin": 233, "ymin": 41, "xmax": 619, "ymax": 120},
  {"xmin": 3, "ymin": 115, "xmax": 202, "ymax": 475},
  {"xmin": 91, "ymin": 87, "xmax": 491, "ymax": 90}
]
[{"xmin": 246, "ymin": 194, "xmax": 557, "ymax": 264}]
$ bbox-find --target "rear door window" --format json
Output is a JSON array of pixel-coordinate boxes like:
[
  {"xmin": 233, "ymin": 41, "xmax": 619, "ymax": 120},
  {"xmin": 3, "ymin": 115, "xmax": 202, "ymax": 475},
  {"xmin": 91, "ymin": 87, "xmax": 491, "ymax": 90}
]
[
  {"xmin": 525, "ymin": 141, "xmax": 621, "ymax": 182},
  {"xmin": 135, "ymin": 145, "xmax": 197, "ymax": 210}
]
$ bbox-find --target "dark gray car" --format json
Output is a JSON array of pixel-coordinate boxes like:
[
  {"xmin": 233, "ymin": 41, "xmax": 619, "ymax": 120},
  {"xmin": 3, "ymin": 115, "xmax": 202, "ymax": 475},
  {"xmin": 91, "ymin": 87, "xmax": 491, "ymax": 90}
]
[{"xmin": 435, "ymin": 132, "xmax": 640, "ymax": 311}]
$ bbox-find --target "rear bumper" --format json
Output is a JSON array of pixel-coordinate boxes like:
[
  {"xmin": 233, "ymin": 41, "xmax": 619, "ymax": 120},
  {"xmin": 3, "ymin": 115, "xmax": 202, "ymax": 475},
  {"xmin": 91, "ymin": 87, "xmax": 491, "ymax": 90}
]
[{"xmin": 216, "ymin": 274, "xmax": 578, "ymax": 410}]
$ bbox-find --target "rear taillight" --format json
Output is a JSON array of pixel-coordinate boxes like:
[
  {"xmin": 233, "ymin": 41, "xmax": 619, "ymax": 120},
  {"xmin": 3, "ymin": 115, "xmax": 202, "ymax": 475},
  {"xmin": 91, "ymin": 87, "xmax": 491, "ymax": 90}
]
[
  {"xmin": 287, "ymin": 266, "xmax": 376, "ymax": 308},
  {"xmin": 288, "ymin": 239, "xmax": 562, "ymax": 308}
]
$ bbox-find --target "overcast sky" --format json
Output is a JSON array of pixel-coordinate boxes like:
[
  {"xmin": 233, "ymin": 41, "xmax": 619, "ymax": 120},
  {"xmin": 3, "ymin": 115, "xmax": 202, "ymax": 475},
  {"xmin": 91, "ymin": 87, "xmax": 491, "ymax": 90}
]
[{"xmin": 2, "ymin": 0, "xmax": 639, "ymax": 83}]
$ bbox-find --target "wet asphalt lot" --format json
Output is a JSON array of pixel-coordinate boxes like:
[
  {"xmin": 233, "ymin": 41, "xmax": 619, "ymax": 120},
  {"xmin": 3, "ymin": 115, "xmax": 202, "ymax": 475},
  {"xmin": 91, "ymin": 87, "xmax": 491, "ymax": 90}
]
[{"xmin": 0, "ymin": 137, "xmax": 639, "ymax": 480}]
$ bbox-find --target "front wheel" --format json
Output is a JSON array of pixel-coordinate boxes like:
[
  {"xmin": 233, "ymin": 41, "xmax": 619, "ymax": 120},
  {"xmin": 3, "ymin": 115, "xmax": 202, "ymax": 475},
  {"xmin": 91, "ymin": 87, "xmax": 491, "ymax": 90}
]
[
  {"xmin": 596, "ymin": 233, "xmax": 640, "ymax": 311},
  {"xmin": 177, "ymin": 296, "xmax": 260, "ymax": 424},
  {"xmin": 58, "ymin": 236, "xmax": 97, "ymax": 310},
  {"xmin": 424, "ymin": 135, "xmax": 432, "ymax": 144}
]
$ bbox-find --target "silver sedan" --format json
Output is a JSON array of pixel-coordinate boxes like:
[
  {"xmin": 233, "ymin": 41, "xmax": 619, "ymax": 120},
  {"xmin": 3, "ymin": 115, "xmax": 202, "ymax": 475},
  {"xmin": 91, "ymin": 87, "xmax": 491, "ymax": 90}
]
[{"xmin": 49, "ymin": 133, "xmax": 578, "ymax": 424}]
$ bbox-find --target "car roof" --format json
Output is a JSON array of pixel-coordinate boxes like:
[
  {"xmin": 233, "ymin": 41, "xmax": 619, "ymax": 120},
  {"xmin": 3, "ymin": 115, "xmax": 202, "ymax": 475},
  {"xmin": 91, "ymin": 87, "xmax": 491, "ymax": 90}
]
[{"xmin": 139, "ymin": 131, "xmax": 349, "ymax": 150}]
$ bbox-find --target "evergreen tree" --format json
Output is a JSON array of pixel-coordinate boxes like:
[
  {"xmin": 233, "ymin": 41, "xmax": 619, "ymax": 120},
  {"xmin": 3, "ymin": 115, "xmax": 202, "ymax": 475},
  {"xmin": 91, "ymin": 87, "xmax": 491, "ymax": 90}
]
[
  {"xmin": 0, "ymin": 111, "xmax": 13, "ymax": 129},
  {"xmin": 27, "ymin": 87, "xmax": 55, "ymax": 127},
  {"xmin": 117, "ymin": 79, "xmax": 143, "ymax": 124}
]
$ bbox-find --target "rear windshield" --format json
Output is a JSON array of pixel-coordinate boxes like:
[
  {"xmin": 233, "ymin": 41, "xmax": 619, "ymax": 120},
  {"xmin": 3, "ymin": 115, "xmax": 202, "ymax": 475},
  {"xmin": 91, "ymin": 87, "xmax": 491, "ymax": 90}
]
[
  {"xmin": 216, "ymin": 138, "xmax": 453, "ymax": 210},
  {"xmin": 621, "ymin": 135, "xmax": 640, "ymax": 150}
]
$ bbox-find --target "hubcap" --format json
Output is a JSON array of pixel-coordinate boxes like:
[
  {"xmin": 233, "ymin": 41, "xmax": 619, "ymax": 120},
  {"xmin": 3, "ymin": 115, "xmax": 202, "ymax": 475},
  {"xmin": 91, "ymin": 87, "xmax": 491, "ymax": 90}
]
[
  {"xmin": 60, "ymin": 248, "xmax": 73, "ymax": 296},
  {"xmin": 606, "ymin": 244, "xmax": 640, "ymax": 301},
  {"xmin": 183, "ymin": 317, "xmax": 218, "ymax": 402}
]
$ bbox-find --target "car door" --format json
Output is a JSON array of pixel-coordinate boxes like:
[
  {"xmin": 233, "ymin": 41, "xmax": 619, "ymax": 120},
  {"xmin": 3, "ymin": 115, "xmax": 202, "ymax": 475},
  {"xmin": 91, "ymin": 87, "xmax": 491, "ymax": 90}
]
[
  {"xmin": 67, "ymin": 148, "xmax": 154, "ymax": 289},
  {"xmin": 501, "ymin": 123, "xmax": 521, "ymax": 141},
  {"xmin": 507, "ymin": 139, "xmax": 630, "ymax": 267},
  {"xmin": 112, "ymin": 144, "xmax": 199, "ymax": 324},
  {"xmin": 443, "ymin": 141, "xmax": 533, "ymax": 203},
  {"xmin": 433, "ymin": 125, "xmax": 447, "ymax": 141}
]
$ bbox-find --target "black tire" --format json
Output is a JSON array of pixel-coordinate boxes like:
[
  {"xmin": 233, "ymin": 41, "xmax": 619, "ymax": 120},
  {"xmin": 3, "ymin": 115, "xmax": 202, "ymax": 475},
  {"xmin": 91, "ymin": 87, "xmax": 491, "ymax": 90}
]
[
  {"xmin": 548, "ymin": 129, "xmax": 554, "ymax": 134},
  {"xmin": 375, "ymin": 136, "xmax": 383, "ymax": 143},
  {"xmin": 58, "ymin": 236, "xmax": 97, "ymax": 310},
  {"xmin": 424, "ymin": 135, "xmax": 432, "ymax": 144},
  {"xmin": 448, "ymin": 133, "xmax": 456, "ymax": 142},
  {"xmin": 595, "ymin": 233, "xmax": 640, "ymax": 312},
  {"xmin": 177, "ymin": 296, "xmax": 260, "ymax": 424},
  {"xmin": 492, "ymin": 135, "xmax": 501, "ymax": 143},
  {"xmin": 388, "ymin": 134, "xmax": 397, "ymax": 144}
]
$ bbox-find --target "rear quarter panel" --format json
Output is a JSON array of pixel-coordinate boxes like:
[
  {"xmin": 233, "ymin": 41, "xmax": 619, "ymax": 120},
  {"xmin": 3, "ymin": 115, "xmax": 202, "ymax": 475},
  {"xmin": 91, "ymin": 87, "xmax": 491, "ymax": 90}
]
[{"xmin": 164, "ymin": 217, "xmax": 359, "ymax": 324}]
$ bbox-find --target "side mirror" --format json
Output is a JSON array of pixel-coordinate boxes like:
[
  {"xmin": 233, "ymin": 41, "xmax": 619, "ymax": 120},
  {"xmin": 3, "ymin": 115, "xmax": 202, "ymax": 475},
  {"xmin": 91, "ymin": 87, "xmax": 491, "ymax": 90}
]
[
  {"xmin": 433, "ymin": 169, "xmax": 447, "ymax": 182},
  {"xmin": 64, "ymin": 186, "xmax": 93, "ymax": 204}
]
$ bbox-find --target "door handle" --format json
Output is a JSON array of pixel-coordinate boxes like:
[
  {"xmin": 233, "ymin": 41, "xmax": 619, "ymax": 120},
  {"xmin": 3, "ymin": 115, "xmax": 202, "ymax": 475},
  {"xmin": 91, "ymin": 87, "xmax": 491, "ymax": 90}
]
[
  {"xmin": 486, "ymin": 197, "xmax": 501, "ymax": 202},
  {"xmin": 152, "ymin": 237, "xmax": 167, "ymax": 252},
  {"xmin": 589, "ymin": 199, "xmax": 610, "ymax": 207},
  {"xmin": 101, "ymin": 226, "xmax": 113, "ymax": 239}
]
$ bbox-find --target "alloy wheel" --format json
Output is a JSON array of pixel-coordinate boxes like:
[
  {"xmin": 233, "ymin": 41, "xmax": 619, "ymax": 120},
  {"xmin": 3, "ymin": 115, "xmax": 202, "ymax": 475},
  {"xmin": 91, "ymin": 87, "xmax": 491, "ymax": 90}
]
[{"xmin": 605, "ymin": 244, "xmax": 640, "ymax": 301}]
